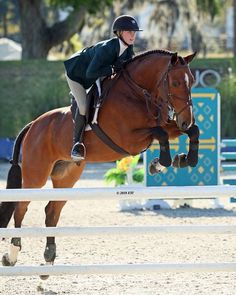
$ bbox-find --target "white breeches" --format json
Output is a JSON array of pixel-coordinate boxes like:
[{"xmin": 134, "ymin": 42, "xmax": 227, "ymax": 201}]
[{"xmin": 65, "ymin": 73, "xmax": 87, "ymax": 116}]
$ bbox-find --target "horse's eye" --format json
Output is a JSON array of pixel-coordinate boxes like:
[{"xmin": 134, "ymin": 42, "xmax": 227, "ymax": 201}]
[{"xmin": 172, "ymin": 80, "xmax": 180, "ymax": 87}]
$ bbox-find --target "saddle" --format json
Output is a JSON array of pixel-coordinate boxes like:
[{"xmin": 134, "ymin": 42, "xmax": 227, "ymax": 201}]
[
  {"xmin": 70, "ymin": 74, "xmax": 130, "ymax": 155},
  {"xmin": 70, "ymin": 83, "xmax": 101, "ymax": 125}
]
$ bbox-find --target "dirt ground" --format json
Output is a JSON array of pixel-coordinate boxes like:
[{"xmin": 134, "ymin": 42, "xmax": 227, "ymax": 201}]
[{"xmin": 0, "ymin": 162, "xmax": 236, "ymax": 295}]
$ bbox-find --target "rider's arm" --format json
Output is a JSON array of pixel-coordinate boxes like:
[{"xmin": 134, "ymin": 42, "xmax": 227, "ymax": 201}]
[{"xmin": 86, "ymin": 42, "xmax": 118, "ymax": 80}]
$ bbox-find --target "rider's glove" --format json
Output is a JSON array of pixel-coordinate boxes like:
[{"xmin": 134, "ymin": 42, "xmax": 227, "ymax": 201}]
[{"xmin": 112, "ymin": 60, "xmax": 124, "ymax": 73}]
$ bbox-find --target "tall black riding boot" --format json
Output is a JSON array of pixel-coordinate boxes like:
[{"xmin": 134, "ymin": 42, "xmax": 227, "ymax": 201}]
[{"xmin": 71, "ymin": 111, "xmax": 86, "ymax": 162}]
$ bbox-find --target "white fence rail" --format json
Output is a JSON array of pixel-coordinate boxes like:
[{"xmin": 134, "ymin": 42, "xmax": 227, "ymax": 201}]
[
  {"xmin": 0, "ymin": 225, "xmax": 236, "ymax": 238},
  {"xmin": 0, "ymin": 263, "xmax": 236, "ymax": 276},
  {"xmin": 0, "ymin": 185, "xmax": 236, "ymax": 276},
  {"xmin": 1, "ymin": 185, "xmax": 236, "ymax": 202}
]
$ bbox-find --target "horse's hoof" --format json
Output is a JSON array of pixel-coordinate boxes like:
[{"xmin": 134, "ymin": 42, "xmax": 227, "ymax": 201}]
[
  {"xmin": 39, "ymin": 263, "xmax": 50, "ymax": 280},
  {"xmin": 148, "ymin": 158, "xmax": 165, "ymax": 175},
  {"xmin": 172, "ymin": 153, "xmax": 188, "ymax": 168},
  {"xmin": 39, "ymin": 262, "xmax": 54, "ymax": 280},
  {"xmin": 40, "ymin": 274, "xmax": 50, "ymax": 280},
  {"xmin": 2, "ymin": 253, "xmax": 16, "ymax": 266}
]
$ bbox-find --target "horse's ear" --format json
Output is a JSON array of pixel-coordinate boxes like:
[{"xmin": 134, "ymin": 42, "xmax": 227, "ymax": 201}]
[
  {"xmin": 171, "ymin": 52, "xmax": 178, "ymax": 65},
  {"xmin": 184, "ymin": 52, "xmax": 197, "ymax": 64}
]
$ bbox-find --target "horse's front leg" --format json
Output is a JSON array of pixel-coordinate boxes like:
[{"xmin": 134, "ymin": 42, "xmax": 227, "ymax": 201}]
[
  {"xmin": 40, "ymin": 201, "xmax": 66, "ymax": 280},
  {"xmin": 172, "ymin": 124, "xmax": 199, "ymax": 168},
  {"xmin": 148, "ymin": 126, "xmax": 172, "ymax": 175},
  {"xmin": 152, "ymin": 126, "xmax": 172, "ymax": 167},
  {"xmin": 185, "ymin": 124, "xmax": 199, "ymax": 167},
  {"xmin": 2, "ymin": 201, "xmax": 30, "ymax": 266}
]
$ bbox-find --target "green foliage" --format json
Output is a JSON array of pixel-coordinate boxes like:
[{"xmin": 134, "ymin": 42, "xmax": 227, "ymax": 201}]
[
  {"xmin": 104, "ymin": 155, "xmax": 144, "ymax": 186},
  {"xmin": 49, "ymin": 0, "xmax": 112, "ymax": 13},
  {"xmin": 0, "ymin": 60, "xmax": 69, "ymax": 137},
  {"xmin": 191, "ymin": 57, "xmax": 235, "ymax": 70},
  {"xmin": 218, "ymin": 75, "xmax": 236, "ymax": 138},
  {"xmin": 104, "ymin": 168, "xmax": 127, "ymax": 186},
  {"xmin": 133, "ymin": 168, "xmax": 144, "ymax": 183},
  {"xmin": 192, "ymin": 56, "xmax": 236, "ymax": 137},
  {"xmin": 196, "ymin": 0, "xmax": 222, "ymax": 20}
]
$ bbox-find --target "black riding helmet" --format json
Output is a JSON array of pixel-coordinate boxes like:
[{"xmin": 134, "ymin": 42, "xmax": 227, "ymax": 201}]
[{"xmin": 112, "ymin": 15, "xmax": 143, "ymax": 32}]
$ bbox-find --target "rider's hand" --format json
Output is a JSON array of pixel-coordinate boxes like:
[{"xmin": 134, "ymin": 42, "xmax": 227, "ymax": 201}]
[{"xmin": 112, "ymin": 60, "xmax": 124, "ymax": 73}]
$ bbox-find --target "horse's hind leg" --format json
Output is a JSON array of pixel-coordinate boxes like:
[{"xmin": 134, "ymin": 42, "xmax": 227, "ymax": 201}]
[
  {"xmin": 42, "ymin": 162, "xmax": 85, "ymax": 276},
  {"xmin": 2, "ymin": 201, "xmax": 31, "ymax": 266},
  {"xmin": 2, "ymin": 160, "xmax": 53, "ymax": 267}
]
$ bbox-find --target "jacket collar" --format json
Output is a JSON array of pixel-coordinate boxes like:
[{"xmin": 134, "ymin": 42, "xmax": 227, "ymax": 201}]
[{"xmin": 118, "ymin": 38, "xmax": 128, "ymax": 56}]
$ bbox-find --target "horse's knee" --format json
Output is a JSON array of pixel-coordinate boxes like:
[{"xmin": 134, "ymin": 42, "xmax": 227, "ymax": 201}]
[
  {"xmin": 44, "ymin": 243, "xmax": 56, "ymax": 263},
  {"xmin": 152, "ymin": 126, "xmax": 169, "ymax": 143},
  {"xmin": 185, "ymin": 124, "xmax": 199, "ymax": 140}
]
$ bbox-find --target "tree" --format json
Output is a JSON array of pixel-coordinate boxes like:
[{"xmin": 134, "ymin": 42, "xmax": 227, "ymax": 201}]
[
  {"xmin": 145, "ymin": 0, "xmax": 225, "ymax": 53},
  {"xmin": 18, "ymin": 0, "xmax": 112, "ymax": 59},
  {"xmin": 0, "ymin": 1, "xmax": 8, "ymax": 37},
  {"xmin": 0, "ymin": 0, "xmax": 19, "ymax": 38}
]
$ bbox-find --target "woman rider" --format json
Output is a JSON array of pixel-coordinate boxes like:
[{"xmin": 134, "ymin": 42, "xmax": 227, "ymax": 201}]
[{"xmin": 64, "ymin": 15, "xmax": 142, "ymax": 162}]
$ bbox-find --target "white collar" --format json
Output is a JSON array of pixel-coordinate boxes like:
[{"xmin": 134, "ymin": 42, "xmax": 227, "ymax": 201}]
[{"xmin": 118, "ymin": 38, "xmax": 128, "ymax": 56}]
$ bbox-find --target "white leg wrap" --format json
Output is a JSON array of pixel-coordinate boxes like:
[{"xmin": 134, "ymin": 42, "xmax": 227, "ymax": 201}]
[{"xmin": 8, "ymin": 244, "xmax": 20, "ymax": 264}]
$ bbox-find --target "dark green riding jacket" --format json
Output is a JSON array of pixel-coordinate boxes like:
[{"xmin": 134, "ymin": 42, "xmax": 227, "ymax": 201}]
[{"xmin": 64, "ymin": 37, "xmax": 134, "ymax": 89}]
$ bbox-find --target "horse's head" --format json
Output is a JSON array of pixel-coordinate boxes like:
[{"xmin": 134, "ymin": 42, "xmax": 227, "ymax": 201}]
[
  {"xmin": 165, "ymin": 52, "xmax": 196, "ymax": 131},
  {"xmin": 121, "ymin": 50, "xmax": 196, "ymax": 131}
]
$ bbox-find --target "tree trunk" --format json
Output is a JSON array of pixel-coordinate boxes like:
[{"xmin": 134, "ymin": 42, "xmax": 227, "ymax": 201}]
[
  {"xmin": 19, "ymin": 0, "xmax": 49, "ymax": 59},
  {"xmin": 18, "ymin": 0, "xmax": 86, "ymax": 59},
  {"xmin": 190, "ymin": 24, "xmax": 205, "ymax": 55}
]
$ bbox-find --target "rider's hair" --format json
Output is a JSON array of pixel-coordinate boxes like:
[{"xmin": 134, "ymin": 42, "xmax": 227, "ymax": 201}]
[{"xmin": 115, "ymin": 31, "xmax": 122, "ymax": 38}]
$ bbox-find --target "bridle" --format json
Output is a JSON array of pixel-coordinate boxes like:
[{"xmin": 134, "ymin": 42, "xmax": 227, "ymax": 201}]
[
  {"xmin": 122, "ymin": 60, "xmax": 193, "ymax": 124},
  {"xmin": 164, "ymin": 65, "xmax": 193, "ymax": 122}
]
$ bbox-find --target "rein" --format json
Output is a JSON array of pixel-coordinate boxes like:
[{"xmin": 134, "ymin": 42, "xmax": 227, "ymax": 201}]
[
  {"xmin": 122, "ymin": 62, "xmax": 192, "ymax": 124},
  {"xmin": 122, "ymin": 69, "xmax": 166, "ymax": 122}
]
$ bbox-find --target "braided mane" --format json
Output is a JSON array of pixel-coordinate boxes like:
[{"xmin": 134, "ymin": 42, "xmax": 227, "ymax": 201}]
[{"xmin": 124, "ymin": 49, "xmax": 175, "ymax": 66}]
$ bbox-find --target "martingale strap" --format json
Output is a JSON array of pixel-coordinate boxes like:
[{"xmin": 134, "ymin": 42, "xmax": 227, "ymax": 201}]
[{"xmin": 89, "ymin": 123, "xmax": 130, "ymax": 155}]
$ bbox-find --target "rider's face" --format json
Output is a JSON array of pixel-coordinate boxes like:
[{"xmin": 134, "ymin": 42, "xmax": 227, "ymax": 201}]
[{"xmin": 121, "ymin": 31, "xmax": 136, "ymax": 45}]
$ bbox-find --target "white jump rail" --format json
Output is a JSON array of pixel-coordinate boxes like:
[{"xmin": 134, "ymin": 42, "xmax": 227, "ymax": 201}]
[
  {"xmin": 1, "ymin": 185, "xmax": 236, "ymax": 202},
  {"xmin": 0, "ymin": 263, "xmax": 236, "ymax": 276},
  {"xmin": 1, "ymin": 225, "xmax": 236, "ymax": 238},
  {"xmin": 0, "ymin": 185, "xmax": 235, "ymax": 276}
]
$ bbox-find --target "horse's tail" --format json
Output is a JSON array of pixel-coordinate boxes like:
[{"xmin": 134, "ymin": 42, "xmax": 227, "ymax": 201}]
[{"xmin": 0, "ymin": 122, "xmax": 32, "ymax": 228}]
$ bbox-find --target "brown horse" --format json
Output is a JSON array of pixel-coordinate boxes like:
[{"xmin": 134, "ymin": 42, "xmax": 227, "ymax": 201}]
[{"xmin": 0, "ymin": 50, "xmax": 199, "ymax": 272}]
